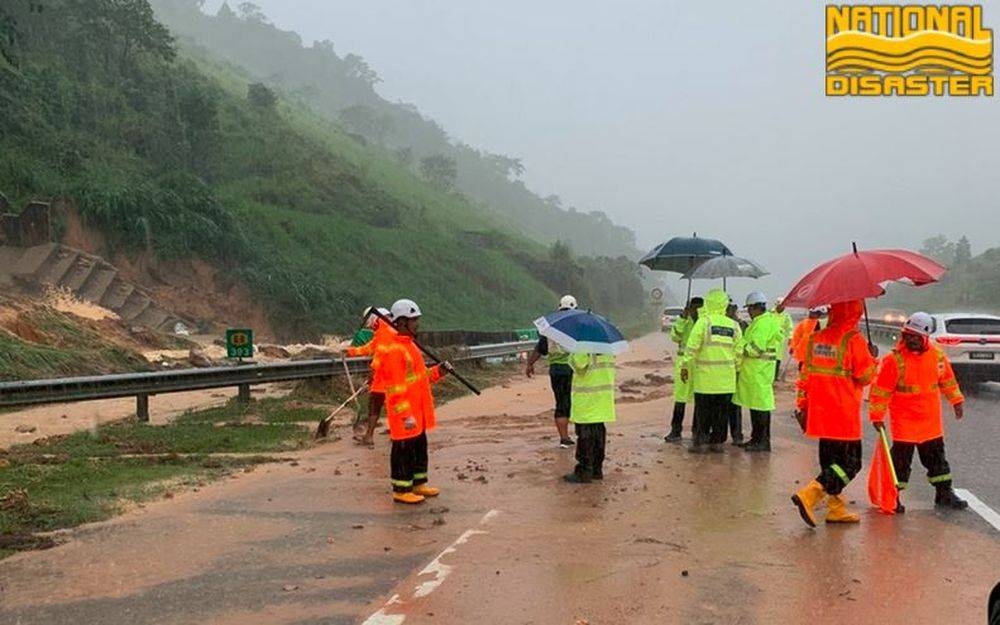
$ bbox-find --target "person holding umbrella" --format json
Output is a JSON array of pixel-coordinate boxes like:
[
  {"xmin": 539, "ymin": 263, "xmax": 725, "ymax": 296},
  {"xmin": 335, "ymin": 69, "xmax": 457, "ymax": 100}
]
[
  {"xmin": 526, "ymin": 295, "xmax": 579, "ymax": 448},
  {"xmin": 678, "ymin": 288, "xmax": 741, "ymax": 453},
  {"xmin": 533, "ymin": 308, "xmax": 628, "ymax": 483}
]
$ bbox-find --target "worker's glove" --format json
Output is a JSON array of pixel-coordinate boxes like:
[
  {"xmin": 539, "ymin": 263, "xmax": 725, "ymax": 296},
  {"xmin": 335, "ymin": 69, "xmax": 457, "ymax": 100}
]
[
  {"xmin": 403, "ymin": 416, "xmax": 417, "ymax": 430},
  {"xmin": 953, "ymin": 402, "xmax": 964, "ymax": 420},
  {"xmin": 439, "ymin": 361, "xmax": 453, "ymax": 376},
  {"xmin": 867, "ymin": 342, "xmax": 880, "ymax": 358},
  {"xmin": 680, "ymin": 369, "xmax": 689, "ymax": 383}
]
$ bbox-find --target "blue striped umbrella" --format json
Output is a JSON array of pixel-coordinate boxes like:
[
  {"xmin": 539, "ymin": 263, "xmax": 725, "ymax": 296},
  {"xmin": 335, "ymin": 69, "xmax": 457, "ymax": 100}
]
[{"xmin": 533, "ymin": 310, "xmax": 629, "ymax": 355}]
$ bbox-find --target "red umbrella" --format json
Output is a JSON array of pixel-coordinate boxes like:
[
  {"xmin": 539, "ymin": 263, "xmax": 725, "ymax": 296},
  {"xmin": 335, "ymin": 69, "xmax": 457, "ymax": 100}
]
[{"xmin": 783, "ymin": 245, "xmax": 946, "ymax": 309}]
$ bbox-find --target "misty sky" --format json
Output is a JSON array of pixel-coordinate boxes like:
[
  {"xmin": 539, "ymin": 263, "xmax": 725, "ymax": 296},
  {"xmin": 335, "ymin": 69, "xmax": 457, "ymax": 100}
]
[{"xmin": 207, "ymin": 1, "xmax": 1000, "ymax": 303}]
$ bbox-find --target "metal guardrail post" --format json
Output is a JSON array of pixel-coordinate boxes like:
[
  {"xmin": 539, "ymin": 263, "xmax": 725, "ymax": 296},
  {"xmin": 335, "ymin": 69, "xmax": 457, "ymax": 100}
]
[
  {"xmin": 237, "ymin": 384, "xmax": 251, "ymax": 404},
  {"xmin": 136, "ymin": 394, "xmax": 149, "ymax": 422}
]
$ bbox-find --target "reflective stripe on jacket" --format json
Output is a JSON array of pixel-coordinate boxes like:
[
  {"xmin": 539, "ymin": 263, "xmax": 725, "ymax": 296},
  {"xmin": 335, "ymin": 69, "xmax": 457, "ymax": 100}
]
[
  {"xmin": 680, "ymin": 289, "xmax": 740, "ymax": 395},
  {"xmin": 796, "ymin": 301, "xmax": 876, "ymax": 441},
  {"xmin": 372, "ymin": 334, "xmax": 442, "ymax": 441},
  {"xmin": 869, "ymin": 344, "xmax": 964, "ymax": 443},
  {"xmin": 734, "ymin": 313, "xmax": 782, "ymax": 411},
  {"xmin": 569, "ymin": 352, "xmax": 616, "ymax": 424}
]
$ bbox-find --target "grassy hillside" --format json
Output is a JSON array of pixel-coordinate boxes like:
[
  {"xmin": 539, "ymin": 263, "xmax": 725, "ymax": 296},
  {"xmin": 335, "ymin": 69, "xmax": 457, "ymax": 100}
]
[
  {"xmin": 883, "ymin": 246, "xmax": 1000, "ymax": 315},
  {"xmin": 1, "ymin": 0, "xmax": 614, "ymax": 338},
  {"xmin": 149, "ymin": 0, "xmax": 641, "ymax": 259}
]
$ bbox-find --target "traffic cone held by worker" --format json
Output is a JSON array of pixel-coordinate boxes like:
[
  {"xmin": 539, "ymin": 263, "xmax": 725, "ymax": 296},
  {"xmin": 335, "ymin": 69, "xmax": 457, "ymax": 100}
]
[{"xmin": 868, "ymin": 425, "xmax": 899, "ymax": 515}]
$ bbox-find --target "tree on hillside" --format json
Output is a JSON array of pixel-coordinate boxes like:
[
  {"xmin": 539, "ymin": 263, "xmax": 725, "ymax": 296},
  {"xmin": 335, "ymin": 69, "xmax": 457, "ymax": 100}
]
[
  {"xmin": 420, "ymin": 154, "xmax": 458, "ymax": 191},
  {"xmin": 543, "ymin": 194, "xmax": 562, "ymax": 209},
  {"xmin": 237, "ymin": 2, "xmax": 268, "ymax": 23},
  {"xmin": 339, "ymin": 105, "xmax": 393, "ymax": 144},
  {"xmin": 0, "ymin": 8, "xmax": 17, "ymax": 71},
  {"xmin": 343, "ymin": 53, "xmax": 381, "ymax": 86},
  {"xmin": 104, "ymin": 0, "xmax": 176, "ymax": 69},
  {"xmin": 955, "ymin": 236, "xmax": 972, "ymax": 265},
  {"xmin": 247, "ymin": 82, "xmax": 277, "ymax": 110},
  {"xmin": 395, "ymin": 147, "xmax": 413, "ymax": 167},
  {"xmin": 920, "ymin": 235, "xmax": 956, "ymax": 266},
  {"xmin": 487, "ymin": 153, "xmax": 525, "ymax": 180}
]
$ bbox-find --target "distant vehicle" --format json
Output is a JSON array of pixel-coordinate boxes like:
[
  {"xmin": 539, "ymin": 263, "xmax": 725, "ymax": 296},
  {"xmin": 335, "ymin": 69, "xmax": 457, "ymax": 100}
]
[
  {"xmin": 928, "ymin": 313, "xmax": 1000, "ymax": 390},
  {"xmin": 881, "ymin": 308, "xmax": 908, "ymax": 325},
  {"xmin": 661, "ymin": 307, "xmax": 684, "ymax": 332}
]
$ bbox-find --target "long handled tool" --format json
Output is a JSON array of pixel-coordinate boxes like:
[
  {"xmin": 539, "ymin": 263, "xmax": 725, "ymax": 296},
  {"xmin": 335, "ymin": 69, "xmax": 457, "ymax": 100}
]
[
  {"xmin": 877, "ymin": 424, "xmax": 900, "ymax": 488},
  {"xmin": 369, "ymin": 307, "xmax": 481, "ymax": 396},
  {"xmin": 315, "ymin": 384, "xmax": 368, "ymax": 439},
  {"xmin": 342, "ymin": 354, "xmax": 365, "ymax": 428}
]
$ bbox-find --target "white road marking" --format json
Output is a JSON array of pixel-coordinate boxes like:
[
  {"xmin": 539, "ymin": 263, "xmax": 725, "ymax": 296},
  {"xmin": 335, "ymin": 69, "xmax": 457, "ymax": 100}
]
[
  {"xmin": 361, "ymin": 509, "xmax": 500, "ymax": 625},
  {"xmin": 954, "ymin": 489, "xmax": 1000, "ymax": 532}
]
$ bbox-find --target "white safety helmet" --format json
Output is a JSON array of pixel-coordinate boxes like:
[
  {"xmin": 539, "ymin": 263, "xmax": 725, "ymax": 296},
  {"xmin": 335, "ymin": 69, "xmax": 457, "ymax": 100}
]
[
  {"xmin": 559, "ymin": 295, "xmax": 578, "ymax": 311},
  {"xmin": 362, "ymin": 306, "xmax": 391, "ymax": 328},
  {"xmin": 903, "ymin": 311, "xmax": 934, "ymax": 337},
  {"xmin": 745, "ymin": 291, "xmax": 768, "ymax": 308},
  {"xmin": 390, "ymin": 299, "xmax": 422, "ymax": 320}
]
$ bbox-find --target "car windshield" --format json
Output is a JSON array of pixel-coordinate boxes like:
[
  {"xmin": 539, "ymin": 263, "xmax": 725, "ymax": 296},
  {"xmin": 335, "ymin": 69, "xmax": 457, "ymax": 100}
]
[{"xmin": 945, "ymin": 318, "xmax": 1000, "ymax": 335}]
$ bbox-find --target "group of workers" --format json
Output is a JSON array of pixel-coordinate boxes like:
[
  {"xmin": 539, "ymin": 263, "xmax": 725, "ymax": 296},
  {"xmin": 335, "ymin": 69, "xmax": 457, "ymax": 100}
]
[{"xmin": 348, "ymin": 290, "xmax": 969, "ymax": 524}]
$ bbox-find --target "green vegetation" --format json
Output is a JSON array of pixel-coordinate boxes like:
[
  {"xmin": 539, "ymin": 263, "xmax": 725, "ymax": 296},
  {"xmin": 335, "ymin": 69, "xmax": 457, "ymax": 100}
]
[
  {"xmin": 882, "ymin": 235, "xmax": 1000, "ymax": 314},
  {"xmin": 0, "ymin": 309, "xmax": 151, "ymax": 381},
  {"xmin": 150, "ymin": 0, "xmax": 639, "ymax": 259},
  {"xmin": 0, "ymin": 1, "xmax": 647, "ymax": 339},
  {"xmin": 0, "ymin": 399, "xmax": 315, "ymax": 556}
]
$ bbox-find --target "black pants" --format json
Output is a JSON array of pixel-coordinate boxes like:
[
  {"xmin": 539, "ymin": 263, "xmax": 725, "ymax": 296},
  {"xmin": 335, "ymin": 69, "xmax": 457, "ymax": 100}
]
[
  {"xmin": 891, "ymin": 437, "xmax": 952, "ymax": 489},
  {"xmin": 390, "ymin": 432, "xmax": 429, "ymax": 493},
  {"xmin": 816, "ymin": 439, "xmax": 862, "ymax": 495},
  {"xmin": 574, "ymin": 423, "xmax": 606, "ymax": 478},
  {"xmin": 748, "ymin": 409, "xmax": 771, "ymax": 445},
  {"xmin": 693, "ymin": 393, "xmax": 732, "ymax": 445},
  {"xmin": 774, "ymin": 360, "xmax": 782, "ymax": 382},
  {"xmin": 669, "ymin": 401, "xmax": 688, "ymax": 435},
  {"xmin": 550, "ymin": 373, "xmax": 572, "ymax": 419},
  {"xmin": 728, "ymin": 402, "xmax": 743, "ymax": 441}
]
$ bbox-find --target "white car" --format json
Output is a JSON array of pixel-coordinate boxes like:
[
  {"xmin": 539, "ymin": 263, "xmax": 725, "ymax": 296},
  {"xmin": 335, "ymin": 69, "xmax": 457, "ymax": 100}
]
[{"xmin": 929, "ymin": 313, "xmax": 1000, "ymax": 389}]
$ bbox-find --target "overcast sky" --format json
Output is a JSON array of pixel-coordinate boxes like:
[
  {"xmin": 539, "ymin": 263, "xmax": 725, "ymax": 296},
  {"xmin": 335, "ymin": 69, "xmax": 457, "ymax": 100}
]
[{"xmin": 208, "ymin": 0, "xmax": 1000, "ymax": 302}]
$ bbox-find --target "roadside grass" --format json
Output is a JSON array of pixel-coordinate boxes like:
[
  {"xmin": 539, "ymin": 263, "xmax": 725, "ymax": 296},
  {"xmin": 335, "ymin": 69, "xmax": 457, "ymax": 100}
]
[
  {"xmin": 175, "ymin": 397, "xmax": 328, "ymax": 425},
  {"xmin": 0, "ymin": 402, "xmax": 315, "ymax": 558}
]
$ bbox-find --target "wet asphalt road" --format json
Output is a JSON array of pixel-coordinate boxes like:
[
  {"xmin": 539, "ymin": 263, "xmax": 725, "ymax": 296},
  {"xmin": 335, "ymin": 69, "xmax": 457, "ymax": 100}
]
[{"xmin": 944, "ymin": 383, "xmax": 1000, "ymax": 510}]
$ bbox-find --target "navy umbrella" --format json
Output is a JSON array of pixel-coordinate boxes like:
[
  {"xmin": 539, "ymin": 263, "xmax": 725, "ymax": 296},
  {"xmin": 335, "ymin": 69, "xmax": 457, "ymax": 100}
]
[
  {"xmin": 639, "ymin": 234, "xmax": 734, "ymax": 300},
  {"xmin": 533, "ymin": 309, "xmax": 629, "ymax": 356}
]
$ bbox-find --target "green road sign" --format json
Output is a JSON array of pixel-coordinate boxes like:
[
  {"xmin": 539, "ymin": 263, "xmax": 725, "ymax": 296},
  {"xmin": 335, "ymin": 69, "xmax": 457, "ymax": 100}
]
[{"xmin": 226, "ymin": 329, "xmax": 254, "ymax": 359}]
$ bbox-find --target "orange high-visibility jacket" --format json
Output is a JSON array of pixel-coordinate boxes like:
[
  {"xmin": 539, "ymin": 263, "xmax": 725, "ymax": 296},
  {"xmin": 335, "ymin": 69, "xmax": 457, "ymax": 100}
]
[
  {"xmin": 347, "ymin": 320, "xmax": 397, "ymax": 393},
  {"xmin": 791, "ymin": 317, "xmax": 820, "ymax": 363},
  {"xmin": 797, "ymin": 301, "xmax": 877, "ymax": 441},
  {"xmin": 868, "ymin": 343, "xmax": 963, "ymax": 443},
  {"xmin": 371, "ymin": 333, "xmax": 443, "ymax": 441}
]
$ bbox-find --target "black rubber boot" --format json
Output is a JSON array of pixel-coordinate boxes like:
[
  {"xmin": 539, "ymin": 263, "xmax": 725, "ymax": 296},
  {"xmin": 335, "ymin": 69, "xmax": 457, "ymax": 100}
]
[
  {"xmin": 934, "ymin": 484, "xmax": 968, "ymax": 509},
  {"xmin": 564, "ymin": 472, "xmax": 592, "ymax": 484}
]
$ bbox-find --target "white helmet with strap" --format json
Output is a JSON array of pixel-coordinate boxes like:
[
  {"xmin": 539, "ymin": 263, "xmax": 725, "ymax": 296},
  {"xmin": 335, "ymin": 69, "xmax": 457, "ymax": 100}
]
[
  {"xmin": 903, "ymin": 311, "xmax": 934, "ymax": 336},
  {"xmin": 391, "ymin": 299, "xmax": 422, "ymax": 320},
  {"xmin": 559, "ymin": 295, "xmax": 578, "ymax": 310}
]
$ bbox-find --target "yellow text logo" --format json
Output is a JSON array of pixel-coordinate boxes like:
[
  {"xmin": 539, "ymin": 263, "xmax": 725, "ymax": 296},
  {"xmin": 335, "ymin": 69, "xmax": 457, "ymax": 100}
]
[{"xmin": 826, "ymin": 5, "xmax": 994, "ymax": 96}]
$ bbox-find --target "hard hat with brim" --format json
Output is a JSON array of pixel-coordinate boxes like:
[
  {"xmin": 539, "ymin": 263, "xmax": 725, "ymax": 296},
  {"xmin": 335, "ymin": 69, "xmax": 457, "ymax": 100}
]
[
  {"xmin": 903, "ymin": 311, "xmax": 933, "ymax": 337},
  {"xmin": 745, "ymin": 291, "xmax": 768, "ymax": 307}
]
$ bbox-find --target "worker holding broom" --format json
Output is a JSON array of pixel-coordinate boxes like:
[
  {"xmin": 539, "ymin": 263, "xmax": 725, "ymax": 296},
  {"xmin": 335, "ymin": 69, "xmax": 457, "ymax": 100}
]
[
  {"xmin": 372, "ymin": 299, "xmax": 452, "ymax": 504},
  {"xmin": 868, "ymin": 312, "xmax": 967, "ymax": 512}
]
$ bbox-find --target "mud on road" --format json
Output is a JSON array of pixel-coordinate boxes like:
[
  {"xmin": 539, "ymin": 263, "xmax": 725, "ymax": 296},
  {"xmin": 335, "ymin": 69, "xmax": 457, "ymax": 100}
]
[{"xmin": 0, "ymin": 334, "xmax": 997, "ymax": 625}]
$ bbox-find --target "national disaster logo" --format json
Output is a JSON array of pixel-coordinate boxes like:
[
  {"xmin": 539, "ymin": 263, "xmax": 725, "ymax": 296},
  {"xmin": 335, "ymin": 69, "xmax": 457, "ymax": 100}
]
[{"xmin": 826, "ymin": 5, "xmax": 994, "ymax": 96}]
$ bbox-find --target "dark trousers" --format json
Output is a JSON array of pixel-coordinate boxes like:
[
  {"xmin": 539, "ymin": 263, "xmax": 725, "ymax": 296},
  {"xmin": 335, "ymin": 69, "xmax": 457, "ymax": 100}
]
[
  {"xmin": 891, "ymin": 437, "xmax": 952, "ymax": 489},
  {"xmin": 693, "ymin": 393, "xmax": 732, "ymax": 445},
  {"xmin": 574, "ymin": 423, "xmax": 607, "ymax": 478},
  {"xmin": 390, "ymin": 432, "xmax": 428, "ymax": 492},
  {"xmin": 728, "ymin": 402, "xmax": 743, "ymax": 441},
  {"xmin": 669, "ymin": 401, "xmax": 688, "ymax": 435},
  {"xmin": 550, "ymin": 372, "xmax": 572, "ymax": 419},
  {"xmin": 816, "ymin": 439, "xmax": 862, "ymax": 495},
  {"xmin": 748, "ymin": 409, "xmax": 771, "ymax": 445}
]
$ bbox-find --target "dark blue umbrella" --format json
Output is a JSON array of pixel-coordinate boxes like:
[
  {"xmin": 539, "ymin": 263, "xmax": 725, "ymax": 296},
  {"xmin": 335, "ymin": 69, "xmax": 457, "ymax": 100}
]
[
  {"xmin": 639, "ymin": 234, "xmax": 734, "ymax": 301},
  {"xmin": 533, "ymin": 309, "xmax": 629, "ymax": 355}
]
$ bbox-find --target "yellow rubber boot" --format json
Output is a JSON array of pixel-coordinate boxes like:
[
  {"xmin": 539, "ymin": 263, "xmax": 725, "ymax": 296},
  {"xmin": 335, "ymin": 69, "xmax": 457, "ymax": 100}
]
[
  {"xmin": 393, "ymin": 492, "xmax": 426, "ymax": 505},
  {"xmin": 791, "ymin": 480, "xmax": 826, "ymax": 528},
  {"xmin": 825, "ymin": 494, "xmax": 861, "ymax": 523},
  {"xmin": 412, "ymin": 484, "xmax": 440, "ymax": 498}
]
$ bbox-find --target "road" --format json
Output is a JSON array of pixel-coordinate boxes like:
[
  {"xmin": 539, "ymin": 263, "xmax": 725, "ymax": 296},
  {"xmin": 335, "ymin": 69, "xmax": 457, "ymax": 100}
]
[{"xmin": 0, "ymin": 334, "xmax": 997, "ymax": 624}]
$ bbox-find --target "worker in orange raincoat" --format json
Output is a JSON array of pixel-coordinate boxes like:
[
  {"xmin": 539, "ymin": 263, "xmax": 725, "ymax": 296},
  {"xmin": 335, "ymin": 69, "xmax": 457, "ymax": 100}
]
[
  {"xmin": 790, "ymin": 307, "xmax": 824, "ymax": 368},
  {"xmin": 791, "ymin": 300, "xmax": 877, "ymax": 527},
  {"xmin": 869, "ymin": 312, "xmax": 967, "ymax": 511},
  {"xmin": 371, "ymin": 299, "xmax": 450, "ymax": 505},
  {"xmin": 348, "ymin": 307, "xmax": 397, "ymax": 446}
]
